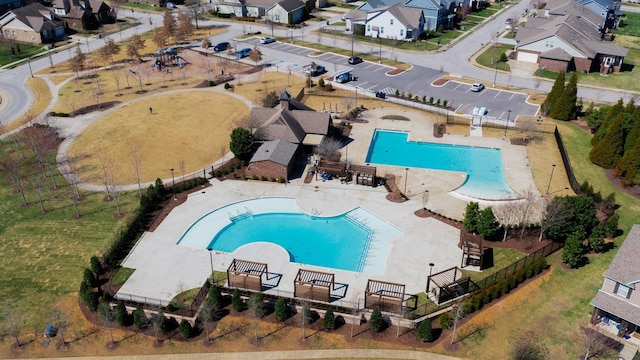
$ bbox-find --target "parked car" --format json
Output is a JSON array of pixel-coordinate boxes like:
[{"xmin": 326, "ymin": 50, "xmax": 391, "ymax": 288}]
[
  {"xmin": 470, "ymin": 83, "xmax": 485, "ymax": 92},
  {"xmin": 348, "ymin": 56, "xmax": 363, "ymax": 65},
  {"xmin": 213, "ymin": 42, "xmax": 230, "ymax": 52},
  {"xmin": 165, "ymin": 2, "xmax": 177, "ymax": 8},
  {"xmin": 236, "ymin": 48, "xmax": 252, "ymax": 58},
  {"xmin": 505, "ymin": 18, "xmax": 513, "ymax": 24},
  {"xmin": 260, "ymin": 37, "xmax": 275, "ymax": 44}
]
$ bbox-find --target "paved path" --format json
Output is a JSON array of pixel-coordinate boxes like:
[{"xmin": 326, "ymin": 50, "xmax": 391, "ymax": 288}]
[{"xmin": 19, "ymin": 349, "xmax": 461, "ymax": 360}]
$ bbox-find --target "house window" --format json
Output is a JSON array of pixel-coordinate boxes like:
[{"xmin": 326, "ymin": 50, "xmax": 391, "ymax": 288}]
[
  {"xmin": 381, "ymin": 27, "xmax": 384, "ymax": 33},
  {"xmin": 390, "ymin": 19, "xmax": 394, "ymax": 25},
  {"xmin": 400, "ymin": 29, "xmax": 404, "ymax": 36},
  {"xmin": 367, "ymin": 25, "xmax": 371, "ymax": 31},
  {"xmin": 545, "ymin": 41, "xmax": 554, "ymax": 48},
  {"xmin": 616, "ymin": 283, "xmax": 630, "ymax": 298}
]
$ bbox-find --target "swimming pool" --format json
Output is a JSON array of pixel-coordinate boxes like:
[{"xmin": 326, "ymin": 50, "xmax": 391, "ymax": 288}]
[
  {"xmin": 365, "ymin": 129, "xmax": 517, "ymax": 200},
  {"xmin": 177, "ymin": 198, "xmax": 402, "ymax": 275}
]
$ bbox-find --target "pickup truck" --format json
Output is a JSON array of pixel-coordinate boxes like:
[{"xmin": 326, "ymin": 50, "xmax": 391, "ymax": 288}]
[{"xmin": 303, "ymin": 62, "xmax": 326, "ymax": 76}]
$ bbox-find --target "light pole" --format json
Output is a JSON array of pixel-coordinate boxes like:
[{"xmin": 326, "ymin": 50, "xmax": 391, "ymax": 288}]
[
  {"xmin": 208, "ymin": 249, "xmax": 214, "ymax": 284},
  {"xmin": 355, "ymin": 87, "xmax": 358, "ymax": 109},
  {"xmin": 170, "ymin": 168, "xmax": 176, "ymax": 200},
  {"xmin": 504, "ymin": 109, "xmax": 511, "ymax": 137},
  {"xmin": 27, "ymin": 56, "xmax": 33, "ymax": 77},
  {"xmin": 426, "ymin": 262, "xmax": 435, "ymax": 295},
  {"xmin": 404, "ymin": 167, "xmax": 409, "ymax": 195},
  {"xmin": 378, "ymin": 34, "xmax": 382, "ymax": 64},
  {"xmin": 493, "ymin": 57, "xmax": 499, "ymax": 88},
  {"xmin": 546, "ymin": 164, "xmax": 556, "ymax": 195},
  {"xmin": 351, "ymin": 30, "xmax": 354, "ymax": 56}
]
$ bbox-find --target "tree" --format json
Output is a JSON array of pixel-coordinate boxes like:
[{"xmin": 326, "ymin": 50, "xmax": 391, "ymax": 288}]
[
  {"xmin": 2, "ymin": 306, "xmax": 22, "ymax": 347},
  {"xmin": 592, "ymin": 99, "xmax": 625, "ymax": 145},
  {"xmin": 97, "ymin": 38, "xmax": 120, "ymax": 66},
  {"xmin": 462, "ymin": 201, "xmax": 480, "ymax": 233},
  {"xmin": 126, "ymin": 34, "xmax": 145, "ymax": 61},
  {"xmin": 68, "ymin": 46, "xmax": 86, "ymax": 91},
  {"xmin": 541, "ymin": 71, "xmax": 565, "ymax": 116},
  {"xmin": 476, "ymin": 207, "xmax": 500, "ymax": 239},
  {"xmin": 176, "ymin": 11, "xmax": 194, "ymax": 42},
  {"xmin": 208, "ymin": 284, "xmax": 223, "ymax": 312},
  {"xmin": 249, "ymin": 292, "xmax": 264, "ymax": 339},
  {"xmin": 551, "ymin": 72, "xmax": 578, "ymax": 120},
  {"xmin": 590, "ymin": 114, "xmax": 625, "ymax": 168},
  {"xmin": 152, "ymin": 312, "xmax": 166, "ymax": 343},
  {"xmin": 229, "ymin": 128, "xmax": 253, "ymax": 160},
  {"xmin": 179, "ymin": 319, "xmax": 194, "ymax": 338},
  {"xmin": 450, "ymin": 300, "xmax": 466, "ymax": 344},
  {"xmin": 369, "ymin": 308, "xmax": 384, "ymax": 332},
  {"xmin": 274, "ymin": 297, "xmax": 288, "ymax": 323},
  {"xmin": 562, "ymin": 229, "xmax": 586, "ymax": 267},
  {"xmin": 162, "ymin": 9, "xmax": 177, "ymax": 41},
  {"xmin": 262, "ymin": 90, "xmax": 280, "ymax": 108},
  {"xmin": 316, "ymin": 137, "xmax": 342, "ymax": 159},
  {"xmin": 199, "ymin": 303, "xmax": 212, "ymax": 342},
  {"xmin": 547, "ymin": 195, "xmax": 599, "ymax": 242},
  {"xmin": 115, "ymin": 301, "xmax": 128, "ymax": 326},
  {"xmin": 232, "ymin": 288, "xmax": 243, "ymax": 311},
  {"xmin": 510, "ymin": 331, "xmax": 549, "ymax": 360},
  {"xmin": 249, "ymin": 46, "xmax": 263, "ymax": 66},
  {"xmin": 184, "ymin": 0, "xmax": 205, "ymax": 29},
  {"xmin": 323, "ymin": 308, "xmax": 335, "ymax": 331},
  {"xmin": 538, "ymin": 196, "xmax": 569, "ymax": 241},
  {"xmin": 417, "ymin": 319, "xmax": 434, "ymax": 342},
  {"xmin": 153, "ymin": 30, "xmax": 168, "ymax": 50},
  {"xmin": 133, "ymin": 304, "xmax": 147, "ymax": 329},
  {"xmin": 90, "ymin": 255, "xmax": 103, "ymax": 275},
  {"xmin": 588, "ymin": 223, "xmax": 607, "ymax": 253}
]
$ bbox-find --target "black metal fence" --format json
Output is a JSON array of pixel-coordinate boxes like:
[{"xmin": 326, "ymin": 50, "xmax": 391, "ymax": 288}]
[{"xmin": 554, "ymin": 126, "xmax": 582, "ymax": 194}]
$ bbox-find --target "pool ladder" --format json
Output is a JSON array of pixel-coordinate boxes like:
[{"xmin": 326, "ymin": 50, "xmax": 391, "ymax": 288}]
[
  {"xmin": 345, "ymin": 214, "xmax": 376, "ymax": 272},
  {"xmin": 229, "ymin": 209, "xmax": 253, "ymax": 223}
]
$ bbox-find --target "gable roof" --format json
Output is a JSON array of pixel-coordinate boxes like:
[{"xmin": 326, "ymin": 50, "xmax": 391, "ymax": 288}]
[
  {"xmin": 590, "ymin": 290, "xmax": 640, "ymax": 325},
  {"xmin": 5, "ymin": 3, "xmax": 62, "ymax": 32},
  {"xmin": 274, "ymin": 0, "xmax": 304, "ymax": 11},
  {"xmin": 343, "ymin": 9, "xmax": 367, "ymax": 21},
  {"xmin": 387, "ymin": 3, "xmax": 424, "ymax": 29},
  {"xmin": 357, "ymin": 0, "xmax": 405, "ymax": 11},
  {"xmin": 604, "ymin": 225, "xmax": 640, "ymax": 286},
  {"xmin": 250, "ymin": 139, "xmax": 298, "ymax": 166},
  {"xmin": 539, "ymin": 46, "xmax": 574, "ymax": 60},
  {"xmin": 404, "ymin": 0, "xmax": 441, "ymax": 11}
]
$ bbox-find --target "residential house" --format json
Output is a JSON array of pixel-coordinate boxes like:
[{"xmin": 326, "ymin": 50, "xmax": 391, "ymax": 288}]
[
  {"xmin": 0, "ymin": 3, "xmax": 65, "ymax": 44},
  {"xmin": 247, "ymin": 90, "xmax": 332, "ymax": 181},
  {"xmin": 0, "ymin": 0, "xmax": 31, "ymax": 18},
  {"xmin": 266, "ymin": 0, "xmax": 306, "ymax": 25},
  {"xmin": 216, "ymin": 0, "xmax": 313, "ymax": 24},
  {"xmin": 575, "ymin": 0, "xmax": 622, "ymax": 30},
  {"xmin": 363, "ymin": 3, "xmax": 425, "ymax": 40},
  {"xmin": 52, "ymin": 0, "xmax": 114, "ymax": 30},
  {"xmin": 590, "ymin": 224, "xmax": 640, "ymax": 348},
  {"xmin": 514, "ymin": 0, "xmax": 627, "ymax": 73}
]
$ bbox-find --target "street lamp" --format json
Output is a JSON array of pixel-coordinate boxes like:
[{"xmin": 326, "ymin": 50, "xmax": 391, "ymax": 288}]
[
  {"xmin": 546, "ymin": 164, "xmax": 556, "ymax": 195},
  {"xmin": 355, "ymin": 87, "xmax": 358, "ymax": 109},
  {"xmin": 27, "ymin": 56, "xmax": 33, "ymax": 77},
  {"xmin": 208, "ymin": 248, "xmax": 214, "ymax": 284},
  {"xmin": 426, "ymin": 262, "xmax": 435, "ymax": 294},
  {"xmin": 493, "ymin": 56, "xmax": 499, "ymax": 88},
  {"xmin": 170, "ymin": 168, "xmax": 176, "ymax": 200},
  {"xmin": 378, "ymin": 33, "xmax": 382, "ymax": 64},
  {"xmin": 404, "ymin": 167, "xmax": 409, "ymax": 195},
  {"xmin": 504, "ymin": 109, "xmax": 511, "ymax": 137}
]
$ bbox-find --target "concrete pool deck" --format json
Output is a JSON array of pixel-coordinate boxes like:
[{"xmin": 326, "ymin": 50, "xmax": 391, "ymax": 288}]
[{"xmin": 116, "ymin": 106, "xmax": 537, "ymax": 309}]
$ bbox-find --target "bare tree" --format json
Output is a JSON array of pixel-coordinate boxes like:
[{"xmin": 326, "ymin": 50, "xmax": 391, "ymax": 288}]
[
  {"xmin": 342, "ymin": 96, "xmax": 354, "ymax": 116},
  {"xmin": 32, "ymin": 175, "xmax": 47, "ymax": 213},
  {"xmin": 162, "ymin": 9, "xmax": 177, "ymax": 41},
  {"xmin": 249, "ymin": 46, "xmax": 263, "ymax": 66},
  {"xmin": 98, "ymin": 150, "xmax": 114, "ymax": 201},
  {"xmin": 515, "ymin": 189, "xmax": 539, "ymax": 239},
  {"xmin": 21, "ymin": 123, "xmax": 55, "ymax": 178},
  {"xmin": 134, "ymin": 64, "xmax": 144, "ymax": 93},
  {"xmin": 538, "ymin": 196, "xmax": 570, "ymax": 241},
  {"xmin": 176, "ymin": 11, "xmax": 194, "ymax": 42},
  {"xmin": 128, "ymin": 142, "xmax": 144, "ymax": 197},
  {"xmin": 70, "ymin": 188, "xmax": 81, "ymax": 218},
  {"xmin": 153, "ymin": 30, "xmax": 168, "ymax": 50},
  {"xmin": 493, "ymin": 200, "xmax": 521, "ymax": 241},
  {"xmin": 108, "ymin": 166, "xmax": 123, "ymax": 216},
  {"xmin": 184, "ymin": 0, "xmax": 205, "ymax": 29},
  {"xmin": 450, "ymin": 300, "xmax": 466, "ymax": 344},
  {"xmin": 2, "ymin": 305, "xmax": 22, "ymax": 348},
  {"xmin": 520, "ymin": 118, "xmax": 538, "ymax": 142},
  {"xmin": 50, "ymin": 309, "xmax": 69, "ymax": 346},
  {"xmin": 100, "ymin": 301, "xmax": 116, "ymax": 344},
  {"xmin": 179, "ymin": 160, "xmax": 186, "ymax": 182},
  {"xmin": 68, "ymin": 47, "xmax": 86, "ymax": 92},
  {"xmin": 581, "ymin": 324, "xmax": 617, "ymax": 360},
  {"xmin": 510, "ymin": 330, "xmax": 549, "ymax": 360},
  {"xmin": 200, "ymin": 56, "xmax": 214, "ymax": 83},
  {"xmin": 126, "ymin": 34, "xmax": 145, "ymax": 62},
  {"xmin": 65, "ymin": 155, "xmax": 83, "ymax": 201},
  {"xmin": 112, "ymin": 65, "xmax": 122, "ymax": 96},
  {"xmin": 316, "ymin": 137, "xmax": 342, "ymax": 159},
  {"xmin": 152, "ymin": 312, "xmax": 166, "ymax": 344}
]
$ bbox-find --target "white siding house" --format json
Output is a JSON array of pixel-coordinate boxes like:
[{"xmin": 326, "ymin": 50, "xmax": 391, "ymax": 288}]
[
  {"xmin": 266, "ymin": 0, "xmax": 305, "ymax": 24},
  {"xmin": 364, "ymin": 4, "xmax": 424, "ymax": 40}
]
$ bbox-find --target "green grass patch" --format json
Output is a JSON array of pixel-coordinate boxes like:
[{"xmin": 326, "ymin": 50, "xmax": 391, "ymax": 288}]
[
  {"xmin": 326, "ymin": 2, "xmax": 358, "ymax": 9},
  {"xmin": 475, "ymin": 43, "xmax": 512, "ymax": 71},
  {"xmin": 169, "ymin": 288, "xmax": 201, "ymax": 309},
  {"xmin": 0, "ymin": 42, "xmax": 46, "ymax": 67},
  {"xmin": 616, "ymin": 13, "xmax": 640, "ymax": 37},
  {"xmin": 464, "ymin": 248, "xmax": 525, "ymax": 283},
  {"xmin": 111, "ymin": 267, "xmax": 135, "ymax": 286},
  {"xmin": 123, "ymin": 2, "xmax": 164, "ymax": 12},
  {"xmin": 471, "ymin": 7, "xmax": 500, "ymax": 18}
]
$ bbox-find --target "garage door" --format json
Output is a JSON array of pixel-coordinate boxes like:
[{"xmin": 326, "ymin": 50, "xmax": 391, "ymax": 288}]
[{"xmin": 518, "ymin": 51, "xmax": 539, "ymax": 63}]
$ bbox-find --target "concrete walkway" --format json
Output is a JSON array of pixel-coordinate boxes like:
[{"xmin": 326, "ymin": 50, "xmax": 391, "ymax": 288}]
[{"xmin": 19, "ymin": 349, "xmax": 461, "ymax": 360}]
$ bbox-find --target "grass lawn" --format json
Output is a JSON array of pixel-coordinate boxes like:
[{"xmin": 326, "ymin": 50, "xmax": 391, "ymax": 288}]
[
  {"xmin": 67, "ymin": 91, "xmax": 250, "ymax": 185},
  {"xmin": 475, "ymin": 43, "xmax": 512, "ymax": 71},
  {"xmin": 0, "ymin": 42, "xmax": 45, "ymax": 66},
  {"xmin": 122, "ymin": 2, "xmax": 164, "ymax": 12},
  {"xmin": 616, "ymin": 12, "xmax": 640, "ymax": 37}
]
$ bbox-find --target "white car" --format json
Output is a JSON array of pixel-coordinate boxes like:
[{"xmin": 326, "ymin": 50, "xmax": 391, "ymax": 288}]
[
  {"xmin": 470, "ymin": 83, "xmax": 485, "ymax": 92},
  {"xmin": 259, "ymin": 37, "xmax": 276, "ymax": 44},
  {"xmin": 165, "ymin": 2, "xmax": 177, "ymax": 8}
]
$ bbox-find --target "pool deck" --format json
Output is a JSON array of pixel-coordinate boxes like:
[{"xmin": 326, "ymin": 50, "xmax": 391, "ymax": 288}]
[{"xmin": 117, "ymin": 107, "xmax": 537, "ymax": 309}]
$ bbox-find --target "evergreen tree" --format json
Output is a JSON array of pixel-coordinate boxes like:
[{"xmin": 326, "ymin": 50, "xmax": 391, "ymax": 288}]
[
  {"xmin": 83, "ymin": 268, "xmax": 95, "ymax": 287},
  {"xmin": 274, "ymin": 297, "xmax": 288, "ymax": 323},
  {"xmin": 588, "ymin": 223, "xmax": 607, "ymax": 253},
  {"xmin": 323, "ymin": 308, "xmax": 336, "ymax": 331},
  {"xmin": 624, "ymin": 113, "xmax": 640, "ymax": 153},
  {"xmin": 90, "ymin": 256, "xmax": 103, "ymax": 275},
  {"xmin": 232, "ymin": 288, "xmax": 243, "ymax": 311},
  {"xmin": 133, "ymin": 304, "xmax": 147, "ymax": 329},
  {"xmin": 462, "ymin": 202, "xmax": 480, "ymax": 233},
  {"xmin": 207, "ymin": 284, "xmax": 223, "ymax": 312},
  {"xmin": 476, "ymin": 207, "xmax": 501, "ymax": 239},
  {"xmin": 369, "ymin": 309, "xmax": 385, "ymax": 333},
  {"xmin": 617, "ymin": 140, "xmax": 640, "ymax": 184},
  {"xmin": 592, "ymin": 99, "xmax": 625, "ymax": 145},
  {"xmin": 590, "ymin": 114, "xmax": 625, "ymax": 168},
  {"xmin": 551, "ymin": 72, "xmax": 578, "ymax": 120},
  {"xmin": 179, "ymin": 319, "xmax": 194, "ymax": 338},
  {"xmin": 229, "ymin": 128, "xmax": 254, "ymax": 160},
  {"xmin": 418, "ymin": 319, "xmax": 434, "ymax": 342},
  {"xmin": 562, "ymin": 230, "xmax": 586, "ymax": 268},
  {"xmin": 604, "ymin": 213, "xmax": 619, "ymax": 237},
  {"xmin": 542, "ymin": 71, "xmax": 565, "ymax": 116},
  {"xmin": 250, "ymin": 292, "xmax": 265, "ymax": 319},
  {"xmin": 115, "ymin": 301, "xmax": 128, "ymax": 326}
]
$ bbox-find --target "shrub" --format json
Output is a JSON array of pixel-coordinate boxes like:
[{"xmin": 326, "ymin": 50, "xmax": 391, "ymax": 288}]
[
  {"xmin": 395, "ymin": 89, "xmax": 400, "ymax": 96},
  {"xmin": 306, "ymin": 78, "xmax": 313, "ymax": 87},
  {"xmin": 252, "ymin": 175, "xmax": 258, "ymax": 180},
  {"xmin": 90, "ymin": 256, "xmax": 103, "ymax": 275},
  {"xmin": 323, "ymin": 308, "xmax": 336, "ymax": 330},
  {"xmin": 133, "ymin": 304, "xmax": 147, "ymax": 329},
  {"xmin": 436, "ymin": 99, "xmax": 441, "ymax": 106},
  {"xmin": 270, "ymin": 177, "xmax": 276, "ymax": 182},
  {"xmin": 443, "ymin": 99, "xmax": 448, "ymax": 107},
  {"xmin": 318, "ymin": 77, "xmax": 325, "ymax": 87},
  {"xmin": 414, "ymin": 95, "xmax": 419, "ymax": 101},
  {"xmin": 224, "ymin": 82, "xmax": 231, "ymax": 89},
  {"xmin": 369, "ymin": 309, "xmax": 384, "ymax": 332},
  {"xmin": 216, "ymin": 171, "xmax": 223, "ymax": 177},
  {"xmin": 83, "ymin": 268, "xmax": 95, "ymax": 287},
  {"xmin": 418, "ymin": 319, "xmax": 434, "ymax": 342},
  {"xmin": 250, "ymin": 292, "xmax": 265, "ymax": 319},
  {"xmin": 439, "ymin": 312, "xmax": 451, "ymax": 329},
  {"xmin": 208, "ymin": 80, "xmax": 215, "ymax": 87},
  {"xmin": 115, "ymin": 301, "xmax": 129, "ymax": 326},
  {"xmin": 208, "ymin": 284, "xmax": 223, "ymax": 311},
  {"xmin": 179, "ymin": 319, "xmax": 194, "ymax": 338},
  {"xmin": 422, "ymin": 95, "xmax": 427, "ymax": 103},
  {"xmin": 232, "ymin": 288, "xmax": 243, "ymax": 311},
  {"xmin": 429, "ymin": 96, "xmax": 434, "ymax": 104},
  {"xmin": 324, "ymin": 83, "xmax": 333, "ymax": 91},
  {"xmin": 261, "ymin": 176, "xmax": 267, "ymax": 181},
  {"xmin": 274, "ymin": 297, "xmax": 289, "ymax": 322},
  {"xmin": 407, "ymin": 92, "xmax": 412, "ymax": 99}
]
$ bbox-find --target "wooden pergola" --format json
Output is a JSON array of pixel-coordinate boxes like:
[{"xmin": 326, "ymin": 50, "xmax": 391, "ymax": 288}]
[
  {"xmin": 364, "ymin": 279, "xmax": 406, "ymax": 314},
  {"xmin": 426, "ymin": 266, "xmax": 472, "ymax": 304},
  {"xmin": 294, "ymin": 269, "xmax": 335, "ymax": 303},
  {"xmin": 461, "ymin": 235, "xmax": 484, "ymax": 269},
  {"xmin": 316, "ymin": 160, "xmax": 377, "ymax": 187},
  {"xmin": 226, "ymin": 259, "xmax": 268, "ymax": 292}
]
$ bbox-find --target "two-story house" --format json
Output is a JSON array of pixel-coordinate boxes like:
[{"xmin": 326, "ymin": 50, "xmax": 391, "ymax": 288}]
[
  {"xmin": 590, "ymin": 224, "xmax": 640, "ymax": 347},
  {"xmin": 52, "ymin": 0, "xmax": 114, "ymax": 30},
  {"xmin": 0, "ymin": 3, "xmax": 65, "ymax": 44},
  {"xmin": 215, "ymin": 0, "xmax": 313, "ymax": 24},
  {"xmin": 363, "ymin": 3, "xmax": 425, "ymax": 40}
]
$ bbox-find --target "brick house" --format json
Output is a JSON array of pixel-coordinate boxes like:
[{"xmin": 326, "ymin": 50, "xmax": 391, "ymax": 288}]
[
  {"xmin": 590, "ymin": 224, "xmax": 640, "ymax": 349},
  {"xmin": 514, "ymin": 0, "xmax": 627, "ymax": 74},
  {"xmin": 0, "ymin": 3, "xmax": 65, "ymax": 44},
  {"xmin": 247, "ymin": 90, "xmax": 332, "ymax": 182},
  {"xmin": 52, "ymin": 0, "xmax": 114, "ymax": 30}
]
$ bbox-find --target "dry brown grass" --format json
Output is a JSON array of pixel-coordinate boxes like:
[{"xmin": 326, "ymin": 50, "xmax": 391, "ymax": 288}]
[
  {"xmin": 5, "ymin": 77, "xmax": 51, "ymax": 131},
  {"xmin": 67, "ymin": 91, "xmax": 249, "ymax": 185}
]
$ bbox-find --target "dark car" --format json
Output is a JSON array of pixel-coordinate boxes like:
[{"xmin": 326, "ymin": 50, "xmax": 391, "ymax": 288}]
[
  {"xmin": 236, "ymin": 48, "xmax": 252, "ymax": 58},
  {"xmin": 213, "ymin": 42, "xmax": 230, "ymax": 52},
  {"xmin": 348, "ymin": 56, "xmax": 363, "ymax": 65}
]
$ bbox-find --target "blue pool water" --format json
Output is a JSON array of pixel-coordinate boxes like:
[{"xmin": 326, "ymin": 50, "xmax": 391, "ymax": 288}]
[
  {"xmin": 365, "ymin": 130, "xmax": 517, "ymax": 200},
  {"xmin": 208, "ymin": 212, "xmax": 373, "ymax": 272}
]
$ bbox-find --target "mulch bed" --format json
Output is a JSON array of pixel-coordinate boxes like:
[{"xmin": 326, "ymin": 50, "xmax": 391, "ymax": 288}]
[
  {"xmin": 146, "ymin": 182, "xmax": 212, "ymax": 232},
  {"xmin": 431, "ymin": 78, "xmax": 448, "ymax": 86}
]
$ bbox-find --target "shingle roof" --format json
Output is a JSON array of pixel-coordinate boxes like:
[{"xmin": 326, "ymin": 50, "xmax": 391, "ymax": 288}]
[
  {"xmin": 250, "ymin": 139, "xmax": 298, "ymax": 166},
  {"xmin": 387, "ymin": 3, "xmax": 423, "ymax": 30},
  {"xmin": 590, "ymin": 290, "xmax": 640, "ymax": 326},
  {"xmin": 9, "ymin": 3, "xmax": 62, "ymax": 32},
  {"xmin": 275, "ymin": 0, "xmax": 304, "ymax": 12},
  {"xmin": 344, "ymin": 9, "xmax": 368, "ymax": 21},
  {"xmin": 539, "ymin": 46, "xmax": 574, "ymax": 60},
  {"xmin": 604, "ymin": 225, "xmax": 640, "ymax": 285}
]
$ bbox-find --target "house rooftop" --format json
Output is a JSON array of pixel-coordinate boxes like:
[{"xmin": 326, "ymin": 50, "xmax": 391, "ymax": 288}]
[
  {"xmin": 250, "ymin": 139, "xmax": 298, "ymax": 166},
  {"xmin": 604, "ymin": 224, "xmax": 640, "ymax": 286}
]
